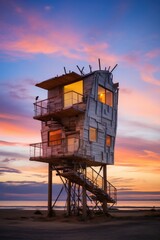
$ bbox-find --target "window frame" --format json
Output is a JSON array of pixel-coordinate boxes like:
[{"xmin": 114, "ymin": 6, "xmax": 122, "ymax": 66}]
[
  {"xmin": 106, "ymin": 135, "xmax": 112, "ymax": 147},
  {"xmin": 98, "ymin": 85, "xmax": 113, "ymax": 107},
  {"xmin": 48, "ymin": 129, "xmax": 62, "ymax": 146},
  {"xmin": 89, "ymin": 127, "xmax": 97, "ymax": 142},
  {"xmin": 63, "ymin": 80, "xmax": 83, "ymax": 108}
]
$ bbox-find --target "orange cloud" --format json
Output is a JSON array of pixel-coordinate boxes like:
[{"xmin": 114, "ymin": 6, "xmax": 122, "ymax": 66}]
[
  {"xmin": 119, "ymin": 88, "xmax": 160, "ymax": 125},
  {"xmin": 0, "ymin": 6, "xmax": 119, "ymax": 66},
  {"xmin": 0, "ymin": 113, "xmax": 40, "ymax": 143},
  {"xmin": 115, "ymin": 146, "xmax": 160, "ymax": 168}
]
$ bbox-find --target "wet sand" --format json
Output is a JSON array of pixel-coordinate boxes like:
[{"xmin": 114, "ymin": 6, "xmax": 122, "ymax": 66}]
[{"xmin": 0, "ymin": 209, "xmax": 160, "ymax": 240}]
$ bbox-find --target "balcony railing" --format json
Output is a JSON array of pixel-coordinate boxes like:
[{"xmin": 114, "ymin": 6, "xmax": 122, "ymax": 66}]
[
  {"xmin": 30, "ymin": 137, "xmax": 94, "ymax": 160},
  {"xmin": 33, "ymin": 91, "xmax": 85, "ymax": 119}
]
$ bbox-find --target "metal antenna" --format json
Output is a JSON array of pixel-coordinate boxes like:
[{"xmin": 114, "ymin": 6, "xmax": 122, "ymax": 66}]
[
  {"xmin": 64, "ymin": 67, "xmax": 67, "ymax": 74},
  {"xmin": 76, "ymin": 65, "xmax": 85, "ymax": 75},
  {"xmin": 98, "ymin": 58, "xmax": 101, "ymax": 70},
  {"xmin": 110, "ymin": 64, "xmax": 118, "ymax": 73},
  {"xmin": 89, "ymin": 65, "xmax": 92, "ymax": 73}
]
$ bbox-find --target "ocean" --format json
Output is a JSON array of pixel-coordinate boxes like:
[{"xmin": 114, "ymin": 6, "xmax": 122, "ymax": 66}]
[{"xmin": 0, "ymin": 200, "xmax": 160, "ymax": 211}]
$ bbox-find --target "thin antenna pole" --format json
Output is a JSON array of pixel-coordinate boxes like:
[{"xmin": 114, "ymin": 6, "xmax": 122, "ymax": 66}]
[
  {"xmin": 64, "ymin": 67, "xmax": 67, "ymax": 74},
  {"xmin": 110, "ymin": 64, "xmax": 118, "ymax": 73},
  {"xmin": 98, "ymin": 58, "xmax": 101, "ymax": 70},
  {"xmin": 76, "ymin": 65, "xmax": 84, "ymax": 75},
  {"xmin": 89, "ymin": 65, "xmax": 92, "ymax": 73},
  {"xmin": 108, "ymin": 66, "xmax": 111, "ymax": 71}
]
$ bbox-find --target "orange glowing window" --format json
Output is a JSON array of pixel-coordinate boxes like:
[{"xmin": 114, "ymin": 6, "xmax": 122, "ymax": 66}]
[
  {"xmin": 98, "ymin": 85, "xmax": 113, "ymax": 107},
  {"xmin": 64, "ymin": 80, "xmax": 83, "ymax": 108},
  {"xmin": 106, "ymin": 89, "xmax": 113, "ymax": 107},
  {"xmin": 98, "ymin": 86, "xmax": 105, "ymax": 104},
  {"xmin": 106, "ymin": 135, "xmax": 111, "ymax": 147},
  {"xmin": 49, "ymin": 129, "xmax": 62, "ymax": 146},
  {"xmin": 89, "ymin": 127, "xmax": 97, "ymax": 142}
]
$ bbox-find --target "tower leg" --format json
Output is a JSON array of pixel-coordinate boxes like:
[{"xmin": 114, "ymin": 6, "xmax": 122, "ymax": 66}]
[
  {"xmin": 82, "ymin": 166, "xmax": 87, "ymax": 219},
  {"xmin": 103, "ymin": 164, "xmax": 107, "ymax": 214},
  {"xmin": 82, "ymin": 185, "xmax": 87, "ymax": 219},
  {"xmin": 67, "ymin": 180, "xmax": 71, "ymax": 216},
  {"xmin": 48, "ymin": 163, "xmax": 52, "ymax": 217}
]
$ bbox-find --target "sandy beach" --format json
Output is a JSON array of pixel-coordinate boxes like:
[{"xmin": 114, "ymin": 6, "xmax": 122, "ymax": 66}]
[{"xmin": 0, "ymin": 209, "xmax": 160, "ymax": 240}]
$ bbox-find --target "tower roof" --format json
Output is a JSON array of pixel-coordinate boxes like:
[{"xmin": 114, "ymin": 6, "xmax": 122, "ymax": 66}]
[{"xmin": 36, "ymin": 72, "xmax": 81, "ymax": 90}]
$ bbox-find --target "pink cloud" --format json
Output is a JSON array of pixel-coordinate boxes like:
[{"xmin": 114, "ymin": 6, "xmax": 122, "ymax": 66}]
[
  {"xmin": 145, "ymin": 49, "xmax": 160, "ymax": 59},
  {"xmin": 122, "ymin": 51, "xmax": 160, "ymax": 86},
  {"xmin": 0, "ymin": 6, "xmax": 119, "ymax": 66},
  {"xmin": 140, "ymin": 64, "xmax": 160, "ymax": 86},
  {"xmin": 123, "ymin": 52, "xmax": 140, "ymax": 65},
  {"xmin": 119, "ymin": 88, "xmax": 160, "ymax": 125}
]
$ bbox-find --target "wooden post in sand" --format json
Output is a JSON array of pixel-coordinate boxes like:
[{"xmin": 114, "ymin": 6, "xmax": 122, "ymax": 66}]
[
  {"xmin": 67, "ymin": 180, "xmax": 71, "ymax": 216},
  {"xmin": 103, "ymin": 164, "xmax": 107, "ymax": 214},
  {"xmin": 82, "ymin": 167, "xmax": 87, "ymax": 219},
  {"xmin": 48, "ymin": 163, "xmax": 52, "ymax": 217},
  {"xmin": 82, "ymin": 185, "xmax": 87, "ymax": 219}
]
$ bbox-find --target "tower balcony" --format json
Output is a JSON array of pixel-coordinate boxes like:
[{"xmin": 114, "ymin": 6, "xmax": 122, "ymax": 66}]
[
  {"xmin": 29, "ymin": 137, "xmax": 97, "ymax": 165},
  {"xmin": 33, "ymin": 91, "xmax": 86, "ymax": 121}
]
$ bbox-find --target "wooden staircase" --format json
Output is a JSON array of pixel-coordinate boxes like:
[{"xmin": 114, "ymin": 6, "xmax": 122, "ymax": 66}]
[{"xmin": 58, "ymin": 166, "xmax": 117, "ymax": 204}]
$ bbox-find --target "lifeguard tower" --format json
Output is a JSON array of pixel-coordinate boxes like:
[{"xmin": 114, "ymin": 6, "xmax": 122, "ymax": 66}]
[{"xmin": 30, "ymin": 61, "xmax": 119, "ymax": 217}]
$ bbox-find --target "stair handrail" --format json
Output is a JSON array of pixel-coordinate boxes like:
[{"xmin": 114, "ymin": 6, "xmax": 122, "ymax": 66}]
[{"xmin": 85, "ymin": 166, "xmax": 117, "ymax": 203}]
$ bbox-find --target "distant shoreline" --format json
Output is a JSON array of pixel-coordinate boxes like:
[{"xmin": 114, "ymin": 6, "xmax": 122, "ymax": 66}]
[{"xmin": 0, "ymin": 205, "xmax": 160, "ymax": 211}]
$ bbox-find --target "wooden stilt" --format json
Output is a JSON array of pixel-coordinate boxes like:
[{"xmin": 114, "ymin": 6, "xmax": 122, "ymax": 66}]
[
  {"xmin": 103, "ymin": 165, "xmax": 107, "ymax": 214},
  {"xmin": 82, "ymin": 184, "xmax": 87, "ymax": 219},
  {"xmin": 48, "ymin": 163, "xmax": 52, "ymax": 217},
  {"xmin": 82, "ymin": 167, "xmax": 87, "ymax": 219},
  {"xmin": 67, "ymin": 180, "xmax": 71, "ymax": 216}
]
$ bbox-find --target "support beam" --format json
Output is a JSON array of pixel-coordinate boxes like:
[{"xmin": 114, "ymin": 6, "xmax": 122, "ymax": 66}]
[
  {"xmin": 67, "ymin": 180, "xmax": 71, "ymax": 216},
  {"xmin": 48, "ymin": 163, "xmax": 52, "ymax": 217},
  {"xmin": 82, "ymin": 167, "xmax": 87, "ymax": 219},
  {"xmin": 103, "ymin": 164, "xmax": 107, "ymax": 214},
  {"xmin": 82, "ymin": 185, "xmax": 87, "ymax": 219}
]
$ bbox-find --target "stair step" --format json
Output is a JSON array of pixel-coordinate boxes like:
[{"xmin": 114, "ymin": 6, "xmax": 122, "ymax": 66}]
[{"xmin": 58, "ymin": 168, "xmax": 116, "ymax": 204}]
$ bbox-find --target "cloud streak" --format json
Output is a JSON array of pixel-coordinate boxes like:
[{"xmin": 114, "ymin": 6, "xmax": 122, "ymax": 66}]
[
  {"xmin": 115, "ymin": 136, "xmax": 160, "ymax": 168},
  {"xmin": 0, "ymin": 167, "xmax": 21, "ymax": 174},
  {"xmin": 0, "ymin": 181, "xmax": 65, "ymax": 200},
  {"xmin": 0, "ymin": 5, "xmax": 119, "ymax": 67}
]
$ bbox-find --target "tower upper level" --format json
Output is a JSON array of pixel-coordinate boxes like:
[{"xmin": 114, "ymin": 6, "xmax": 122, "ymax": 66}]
[{"xmin": 30, "ymin": 66, "xmax": 119, "ymax": 166}]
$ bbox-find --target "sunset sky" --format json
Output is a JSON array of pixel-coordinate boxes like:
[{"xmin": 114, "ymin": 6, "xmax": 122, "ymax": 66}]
[{"xmin": 0, "ymin": 0, "xmax": 160, "ymax": 202}]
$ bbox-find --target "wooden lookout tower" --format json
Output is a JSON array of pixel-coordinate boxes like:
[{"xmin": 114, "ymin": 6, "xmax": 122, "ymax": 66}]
[{"xmin": 30, "ymin": 62, "xmax": 119, "ymax": 218}]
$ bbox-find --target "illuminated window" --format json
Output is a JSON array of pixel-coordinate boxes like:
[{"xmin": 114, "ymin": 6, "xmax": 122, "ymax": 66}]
[
  {"xmin": 48, "ymin": 129, "xmax": 62, "ymax": 146},
  {"xmin": 64, "ymin": 80, "xmax": 83, "ymax": 108},
  {"xmin": 106, "ymin": 89, "xmax": 113, "ymax": 107},
  {"xmin": 89, "ymin": 127, "xmax": 97, "ymax": 142},
  {"xmin": 98, "ymin": 86, "xmax": 105, "ymax": 104},
  {"xmin": 106, "ymin": 135, "xmax": 111, "ymax": 147},
  {"xmin": 98, "ymin": 85, "xmax": 113, "ymax": 107}
]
